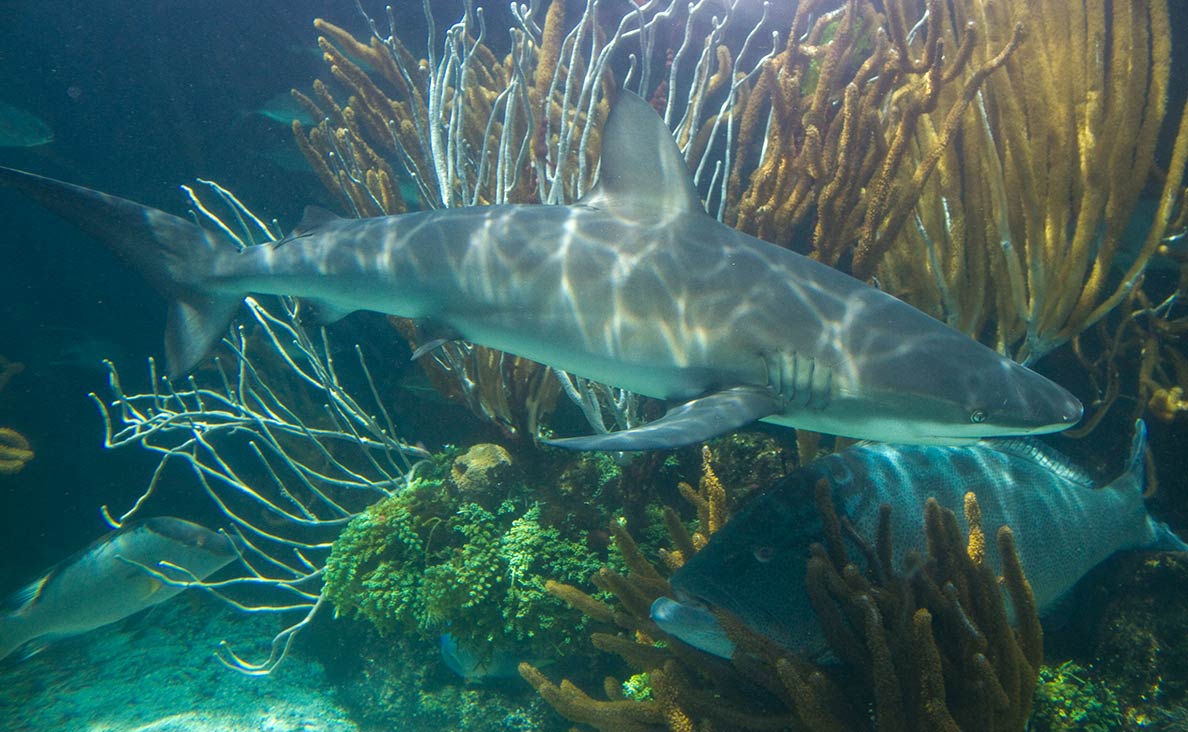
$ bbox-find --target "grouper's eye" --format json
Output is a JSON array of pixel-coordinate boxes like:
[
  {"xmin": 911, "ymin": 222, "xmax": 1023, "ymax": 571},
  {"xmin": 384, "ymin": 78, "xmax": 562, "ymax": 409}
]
[
  {"xmin": 969, "ymin": 408, "xmax": 988, "ymax": 424},
  {"xmin": 753, "ymin": 545, "xmax": 775, "ymax": 563}
]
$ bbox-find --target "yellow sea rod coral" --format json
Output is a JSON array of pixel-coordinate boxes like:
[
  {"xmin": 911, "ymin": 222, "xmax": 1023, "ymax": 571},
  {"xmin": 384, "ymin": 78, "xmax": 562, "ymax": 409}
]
[
  {"xmin": 0, "ymin": 428, "xmax": 34, "ymax": 474},
  {"xmin": 0, "ymin": 355, "xmax": 32, "ymax": 474}
]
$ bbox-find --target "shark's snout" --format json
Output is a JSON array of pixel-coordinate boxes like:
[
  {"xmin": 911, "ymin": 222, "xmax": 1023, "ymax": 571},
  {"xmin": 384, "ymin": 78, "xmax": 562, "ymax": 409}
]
[{"xmin": 1000, "ymin": 362, "xmax": 1083, "ymax": 433}]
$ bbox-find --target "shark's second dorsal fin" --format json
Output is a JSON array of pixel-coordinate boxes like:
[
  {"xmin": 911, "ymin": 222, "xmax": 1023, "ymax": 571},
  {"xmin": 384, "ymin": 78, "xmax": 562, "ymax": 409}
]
[
  {"xmin": 579, "ymin": 91, "xmax": 704, "ymax": 218},
  {"xmin": 275, "ymin": 206, "xmax": 345, "ymax": 249},
  {"xmin": 291, "ymin": 206, "xmax": 343, "ymax": 237}
]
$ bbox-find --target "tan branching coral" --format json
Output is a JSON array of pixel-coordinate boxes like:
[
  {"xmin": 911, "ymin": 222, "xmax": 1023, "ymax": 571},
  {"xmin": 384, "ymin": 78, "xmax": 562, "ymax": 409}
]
[
  {"xmin": 0, "ymin": 427, "xmax": 34, "ymax": 475},
  {"xmin": 716, "ymin": 0, "xmax": 1020, "ymax": 275},
  {"xmin": 522, "ymin": 479, "xmax": 1042, "ymax": 731},
  {"xmin": 1063, "ymin": 256, "xmax": 1188, "ymax": 435},
  {"xmin": 880, "ymin": 0, "xmax": 1188, "ymax": 362},
  {"xmin": 801, "ymin": 486, "xmax": 1042, "ymax": 731}
]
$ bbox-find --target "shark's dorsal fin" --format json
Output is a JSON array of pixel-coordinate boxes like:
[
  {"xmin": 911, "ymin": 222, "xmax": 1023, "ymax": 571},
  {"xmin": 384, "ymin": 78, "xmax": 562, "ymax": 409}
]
[{"xmin": 579, "ymin": 91, "xmax": 704, "ymax": 218}]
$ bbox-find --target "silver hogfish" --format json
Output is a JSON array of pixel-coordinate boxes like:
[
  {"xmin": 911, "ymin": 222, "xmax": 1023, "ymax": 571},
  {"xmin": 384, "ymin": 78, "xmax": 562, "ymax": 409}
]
[{"xmin": 0, "ymin": 517, "xmax": 235, "ymax": 661}]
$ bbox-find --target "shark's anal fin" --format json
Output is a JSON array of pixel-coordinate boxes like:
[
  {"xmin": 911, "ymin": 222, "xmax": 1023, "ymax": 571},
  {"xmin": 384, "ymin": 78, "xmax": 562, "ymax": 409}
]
[
  {"xmin": 544, "ymin": 385, "xmax": 780, "ymax": 451},
  {"xmin": 410, "ymin": 338, "xmax": 453, "ymax": 361},
  {"xmin": 409, "ymin": 321, "xmax": 463, "ymax": 360}
]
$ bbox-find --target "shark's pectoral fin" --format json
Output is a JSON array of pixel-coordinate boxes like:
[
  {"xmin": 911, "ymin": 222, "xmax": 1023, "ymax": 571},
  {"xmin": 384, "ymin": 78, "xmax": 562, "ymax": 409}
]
[{"xmin": 544, "ymin": 385, "xmax": 781, "ymax": 451}]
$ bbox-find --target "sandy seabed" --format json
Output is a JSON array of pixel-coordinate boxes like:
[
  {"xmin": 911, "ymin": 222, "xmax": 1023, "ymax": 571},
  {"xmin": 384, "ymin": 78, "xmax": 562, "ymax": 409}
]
[{"xmin": 0, "ymin": 596, "xmax": 359, "ymax": 732}]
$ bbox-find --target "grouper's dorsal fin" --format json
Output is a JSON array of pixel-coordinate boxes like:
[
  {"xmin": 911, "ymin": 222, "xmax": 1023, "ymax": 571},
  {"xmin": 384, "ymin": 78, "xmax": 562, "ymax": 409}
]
[
  {"xmin": 991, "ymin": 438, "xmax": 1096, "ymax": 488},
  {"xmin": 578, "ymin": 91, "xmax": 704, "ymax": 219},
  {"xmin": 4, "ymin": 575, "xmax": 48, "ymax": 614}
]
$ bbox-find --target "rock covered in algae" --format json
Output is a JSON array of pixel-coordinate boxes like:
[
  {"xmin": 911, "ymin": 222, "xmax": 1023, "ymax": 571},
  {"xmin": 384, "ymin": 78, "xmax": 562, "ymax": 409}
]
[
  {"xmin": 1061, "ymin": 551, "xmax": 1188, "ymax": 728},
  {"xmin": 1030, "ymin": 661, "xmax": 1124, "ymax": 732},
  {"xmin": 450, "ymin": 443, "xmax": 516, "ymax": 503},
  {"xmin": 311, "ymin": 618, "xmax": 555, "ymax": 732}
]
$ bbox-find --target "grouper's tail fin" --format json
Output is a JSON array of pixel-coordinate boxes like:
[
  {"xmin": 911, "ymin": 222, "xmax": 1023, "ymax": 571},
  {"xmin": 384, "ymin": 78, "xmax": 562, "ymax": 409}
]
[
  {"xmin": 1126, "ymin": 419, "xmax": 1188, "ymax": 552},
  {"xmin": 0, "ymin": 166, "xmax": 243, "ymax": 377}
]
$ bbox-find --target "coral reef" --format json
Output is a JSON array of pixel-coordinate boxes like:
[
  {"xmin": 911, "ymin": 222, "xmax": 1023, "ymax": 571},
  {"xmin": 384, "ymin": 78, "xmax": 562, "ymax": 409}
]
[
  {"xmin": 1062, "ymin": 551, "xmax": 1188, "ymax": 728},
  {"xmin": 287, "ymin": 0, "xmax": 1188, "ymax": 440},
  {"xmin": 521, "ymin": 466, "xmax": 1042, "ymax": 731},
  {"xmin": 322, "ymin": 445, "xmax": 612, "ymax": 660},
  {"xmin": 880, "ymin": 0, "xmax": 1188, "ymax": 362},
  {"xmin": 1030, "ymin": 661, "xmax": 1124, "ymax": 732},
  {"xmin": 718, "ymin": 0, "xmax": 1016, "ymax": 275},
  {"xmin": 0, "ymin": 427, "xmax": 34, "ymax": 475},
  {"xmin": 313, "ymin": 618, "xmax": 552, "ymax": 732}
]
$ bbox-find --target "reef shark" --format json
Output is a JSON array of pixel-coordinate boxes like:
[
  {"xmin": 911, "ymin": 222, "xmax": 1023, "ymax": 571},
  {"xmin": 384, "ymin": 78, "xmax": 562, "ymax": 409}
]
[{"xmin": 0, "ymin": 92, "xmax": 1081, "ymax": 450}]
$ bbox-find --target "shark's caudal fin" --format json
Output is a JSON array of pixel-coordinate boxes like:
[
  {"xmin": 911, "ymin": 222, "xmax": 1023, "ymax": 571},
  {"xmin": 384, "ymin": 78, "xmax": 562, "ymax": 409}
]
[{"xmin": 0, "ymin": 166, "xmax": 242, "ymax": 377}]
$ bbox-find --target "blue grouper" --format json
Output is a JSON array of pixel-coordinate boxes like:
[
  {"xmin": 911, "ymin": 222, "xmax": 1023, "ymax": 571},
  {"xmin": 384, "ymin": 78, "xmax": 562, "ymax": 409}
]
[{"xmin": 653, "ymin": 422, "xmax": 1187, "ymax": 659}]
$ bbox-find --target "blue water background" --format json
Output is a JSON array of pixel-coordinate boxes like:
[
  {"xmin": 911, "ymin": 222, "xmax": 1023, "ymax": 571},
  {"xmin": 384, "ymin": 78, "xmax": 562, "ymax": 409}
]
[{"xmin": 0, "ymin": 0, "xmax": 1185, "ymax": 674}]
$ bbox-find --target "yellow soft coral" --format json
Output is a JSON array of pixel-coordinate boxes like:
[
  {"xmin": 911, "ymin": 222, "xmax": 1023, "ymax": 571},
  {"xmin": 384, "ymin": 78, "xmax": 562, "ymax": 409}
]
[
  {"xmin": 1148, "ymin": 386, "xmax": 1188, "ymax": 423},
  {"xmin": 0, "ymin": 356, "xmax": 32, "ymax": 474},
  {"xmin": 0, "ymin": 428, "xmax": 33, "ymax": 474}
]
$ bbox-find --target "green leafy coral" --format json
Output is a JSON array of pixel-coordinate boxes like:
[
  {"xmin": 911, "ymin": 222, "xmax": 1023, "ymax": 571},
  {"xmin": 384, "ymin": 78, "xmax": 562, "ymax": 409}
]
[
  {"xmin": 1030, "ymin": 661, "xmax": 1124, "ymax": 732},
  {"xmin": 323, "ymin": 451, "xmax": 608, "ymax": 660}
]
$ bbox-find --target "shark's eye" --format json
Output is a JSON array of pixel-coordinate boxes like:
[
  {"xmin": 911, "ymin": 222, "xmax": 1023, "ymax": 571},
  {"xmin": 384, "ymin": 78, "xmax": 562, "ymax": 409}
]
[
  {"xmin": 753, "ymin": 545, "xmax": 775, "ymax": 563},
  {"xmin": 969, "ymin": 409, "xmax": 988, "ymax": 424}
]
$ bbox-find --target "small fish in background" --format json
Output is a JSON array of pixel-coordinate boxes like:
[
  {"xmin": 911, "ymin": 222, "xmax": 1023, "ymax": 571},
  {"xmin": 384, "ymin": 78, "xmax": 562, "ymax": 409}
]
[
  {"xmin": 439, "ymin": 633, "xmax": 533, "ymax": 683},
  {"xmin": 248, "ymin": 91, "xmax": 317, "ymax": 127},
  {"xmin": 0, "ymin": 100, "xmax": 52, "ymax": 148},
  {"xmin": 653, "ymin": 422, "xmax": 1188, "ymax": 659},
  {"xmin": 44, "ymin": 327, "xmax": 136, "ymax": 376},
  {"xmin": 0, "ymin": 517, "xmax": 236, "ymax": 662}
]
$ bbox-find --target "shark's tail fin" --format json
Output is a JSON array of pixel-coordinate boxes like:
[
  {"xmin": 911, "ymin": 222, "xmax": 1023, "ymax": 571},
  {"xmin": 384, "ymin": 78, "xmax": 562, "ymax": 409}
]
[{"xmin": 0, "ymin": 166, "xmax": 243, "ymax": 377}]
